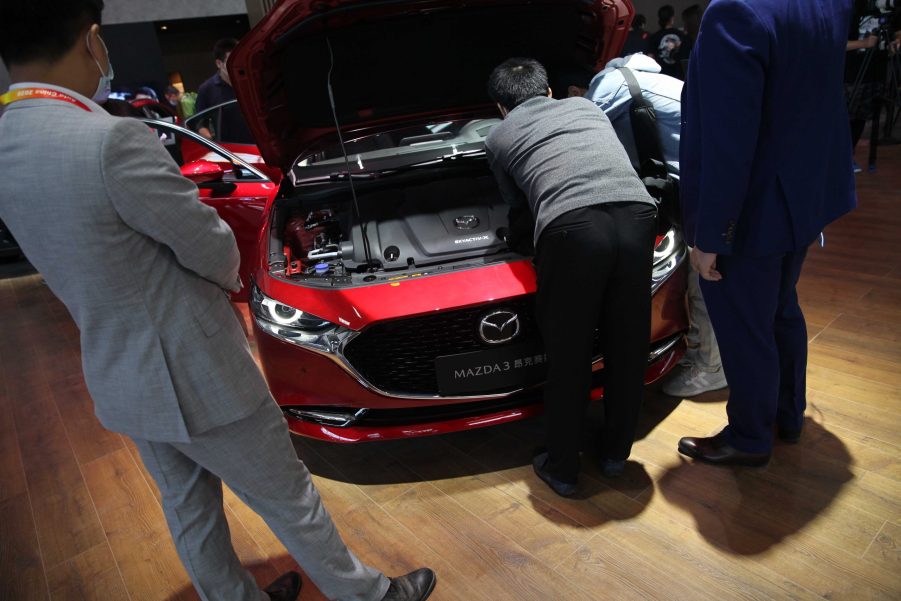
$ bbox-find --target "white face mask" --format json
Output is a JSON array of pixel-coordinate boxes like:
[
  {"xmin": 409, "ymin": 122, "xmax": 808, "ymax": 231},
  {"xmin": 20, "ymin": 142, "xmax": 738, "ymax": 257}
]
[{"xmin": 86, "ymin": 32, "xmax": 114, "ymax": 103}]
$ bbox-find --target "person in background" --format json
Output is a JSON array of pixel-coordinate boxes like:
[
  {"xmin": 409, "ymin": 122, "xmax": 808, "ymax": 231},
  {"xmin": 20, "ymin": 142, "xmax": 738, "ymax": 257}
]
[
  {"xmin": 678, "ymin": 0, "xmax": 856, "ymax": 466},
  {"xmin": 582, "ymin": 53, "xmax": 682, "ymax": 175},
  {"xmin": 486, "ymin": 58, "xmax": 658, "ymax": 497},
  {"xmin": 579, "ymin": 53, "xmax": 728, "ymax": 399},
  {"xmin": 845, "ymin": 0, "xmax": 888, "ymax": 173},
  {"xmin": 135, "ymin": 85, "xmax": 157, "ymax": 100},
  {"xmin": 620, "ymin": 14, "xmax": 649, "ymax": 57},
  {"xmin": 131, "ymin": 85, "xmax": 178, "ymax": 121},
  {"xmin": 646, "ymin": 5, "xmax": 691, "ymax": 80},
  {"xmin": 180, "ymin": 90, "xmax": 198, "ymax": 118},
  {"xmin": 194, "ymin": 37, "xmax": 254, "ymax": 143},
  {"xmin": 0, "ymin": 2, "xmax": 436, "ymax": 600},
  {"xmin": 165, "ymin": 85, "xmax": 180, "ymax": 105},
  {"xmin": 164, "ymin": 84, "xmax": 185, "ymax": 121},
  {"xmin": 681, "ymin": 4, "xmax": 703, "ymax": 48}
]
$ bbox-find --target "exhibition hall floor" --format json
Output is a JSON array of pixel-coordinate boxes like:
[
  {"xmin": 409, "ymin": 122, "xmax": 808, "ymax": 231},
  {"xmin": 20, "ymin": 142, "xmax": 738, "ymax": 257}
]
[{"xmin": 1, "ymin": 145, "xmax": 899, "ymax": 600}]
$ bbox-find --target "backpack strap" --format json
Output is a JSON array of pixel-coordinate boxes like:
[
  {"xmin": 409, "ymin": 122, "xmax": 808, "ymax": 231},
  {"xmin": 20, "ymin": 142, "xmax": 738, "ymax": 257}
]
[
  {"xmin": 617, "ymin": 67, "xmax": 681, "ymax": 231},
  {"xmin": 617, "ymin": 66, "xmax": 666, "ymax": 178},
  {"xmin": 618, "ymin": 65, "xmax": 645, "ymax": 104}
]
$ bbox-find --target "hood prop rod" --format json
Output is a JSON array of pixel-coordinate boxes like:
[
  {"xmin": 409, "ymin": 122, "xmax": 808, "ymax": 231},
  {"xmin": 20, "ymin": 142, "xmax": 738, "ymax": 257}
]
[{"xmin": 326, "ymin": 36, "xmax": 376, "ymax": 272}]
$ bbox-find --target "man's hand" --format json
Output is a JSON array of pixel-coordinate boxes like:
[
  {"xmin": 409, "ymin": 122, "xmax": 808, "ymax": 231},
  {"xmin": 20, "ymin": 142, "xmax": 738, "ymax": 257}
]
[
  {"xmin": 198, "ymin": 127, "xmax": 214, "ymax": 140},
  {"xmin": 847, "ymin": 34, "xmax": 879, "ymax": 51},
  {"xmin": 691, "ymin": 247, "xmax": 722, "ymax": 281}
]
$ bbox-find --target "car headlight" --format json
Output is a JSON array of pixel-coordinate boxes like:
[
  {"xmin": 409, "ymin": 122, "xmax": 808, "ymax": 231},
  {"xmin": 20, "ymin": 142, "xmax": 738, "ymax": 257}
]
[
  {"xmin": 651, "ymin": 228, "xmax": 686, "ymax": 293},
  {"xmin": 251, "ymin": 284, "xmax": 331, "ymax": 330},
  {"xmin": 250, "ymin": 283, "xmax": 353, "ymax": 353}
]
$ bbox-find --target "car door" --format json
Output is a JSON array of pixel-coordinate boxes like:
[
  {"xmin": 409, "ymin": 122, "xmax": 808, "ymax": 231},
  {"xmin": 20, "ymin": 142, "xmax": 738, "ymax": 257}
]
[{"xmin": 142, "ymin": 118, "xmax": 278, "ymax": 302}]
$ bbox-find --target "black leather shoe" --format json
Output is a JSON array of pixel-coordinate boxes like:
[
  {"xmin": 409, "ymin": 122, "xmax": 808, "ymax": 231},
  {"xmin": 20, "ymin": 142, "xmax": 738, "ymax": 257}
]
[
  {"xmin": 777, "ymin": 427, "xmax": 801, "ymax": 444},
  {"xmin": 265, "ymin": 571, "xmax": 302, "ymax": 601},
  {"xmin": 678, "ymin": 433, "xmax": 770, "ymax": 467},
  {"xmin": 382, "ymin": 568, "xmax": 436, "ymax": 601},
  {"xmin": 532, "ymin": 452, "xmax": 578, "ymax": 497}
]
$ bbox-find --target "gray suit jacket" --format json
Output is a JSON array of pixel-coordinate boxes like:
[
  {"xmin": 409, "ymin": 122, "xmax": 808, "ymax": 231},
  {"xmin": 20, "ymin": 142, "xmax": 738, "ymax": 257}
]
[{"xmin": 0, "ymin": 92, "xmax": 269, "ymax": 442}]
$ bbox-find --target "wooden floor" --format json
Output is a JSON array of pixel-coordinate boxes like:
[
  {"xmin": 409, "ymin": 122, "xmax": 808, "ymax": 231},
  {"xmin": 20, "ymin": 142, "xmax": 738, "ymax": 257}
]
[{"xmin": 1, "ymin": 145, "xmax": 900, "ymax": 601}]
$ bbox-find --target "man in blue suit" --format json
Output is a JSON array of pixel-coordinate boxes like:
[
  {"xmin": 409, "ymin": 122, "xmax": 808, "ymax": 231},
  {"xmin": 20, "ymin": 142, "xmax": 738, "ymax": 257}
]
[{"xmin": 677, "ymin": 0, "xmax": 857, "ymax": 465}]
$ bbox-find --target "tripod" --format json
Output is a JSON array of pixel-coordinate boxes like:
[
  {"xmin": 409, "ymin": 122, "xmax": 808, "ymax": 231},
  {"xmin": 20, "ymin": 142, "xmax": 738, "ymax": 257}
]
[
  {"xmin": 879, "ymin": 45, "xmax": 901, "ymax": 143},
  {"xmin": 847, "ymin": 27, "xmax": 899, "ymax": 170}
]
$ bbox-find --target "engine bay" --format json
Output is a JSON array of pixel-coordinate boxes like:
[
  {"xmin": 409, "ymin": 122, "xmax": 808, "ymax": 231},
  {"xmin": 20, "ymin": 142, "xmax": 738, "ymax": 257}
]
[{"xmin": 269, "ymin": 168, "xmax": 520, "ymax": 286}]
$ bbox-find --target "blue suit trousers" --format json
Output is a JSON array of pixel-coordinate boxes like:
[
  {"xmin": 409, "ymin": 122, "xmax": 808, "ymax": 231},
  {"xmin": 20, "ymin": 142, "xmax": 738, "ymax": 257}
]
[{"xmin": 700, "ymin": 246, "xmax": 809, "ymax": 453}]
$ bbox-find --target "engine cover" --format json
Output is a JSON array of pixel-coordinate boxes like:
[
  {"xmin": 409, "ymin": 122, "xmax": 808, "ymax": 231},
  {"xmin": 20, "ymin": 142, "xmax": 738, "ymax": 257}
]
[{"xmin": 346, "ymin": 176, "xmax": 509, "ymax": 268}]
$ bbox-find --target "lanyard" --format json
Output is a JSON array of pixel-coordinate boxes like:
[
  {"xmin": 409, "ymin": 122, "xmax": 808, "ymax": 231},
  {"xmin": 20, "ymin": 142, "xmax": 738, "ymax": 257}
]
[{"xmin": 0, "ymin": 87, "xmax": 92, "ymax": 112}]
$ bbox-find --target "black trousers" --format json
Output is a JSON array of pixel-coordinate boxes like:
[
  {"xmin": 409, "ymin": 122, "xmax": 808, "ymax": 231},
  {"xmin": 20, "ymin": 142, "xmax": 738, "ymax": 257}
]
[{"xmin": 535, "ymin": 202, "xmax": 657, "ymax": 483}]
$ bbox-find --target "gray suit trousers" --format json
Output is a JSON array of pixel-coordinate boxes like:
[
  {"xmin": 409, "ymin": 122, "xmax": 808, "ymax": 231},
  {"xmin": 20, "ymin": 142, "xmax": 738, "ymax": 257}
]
[{"xmin": 133, "ymin": 399, "xmax": 390, "ymax": 601}]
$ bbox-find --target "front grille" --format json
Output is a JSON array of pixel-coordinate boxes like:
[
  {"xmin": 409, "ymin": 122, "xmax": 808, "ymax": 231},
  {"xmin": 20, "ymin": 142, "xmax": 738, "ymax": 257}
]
[{"xmin": 343, "ymin": 297, "xmax": 605, "ymax": 396}]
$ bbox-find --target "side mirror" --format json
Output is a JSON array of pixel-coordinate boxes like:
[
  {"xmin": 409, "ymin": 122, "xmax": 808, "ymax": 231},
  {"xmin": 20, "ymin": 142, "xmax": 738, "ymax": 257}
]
[{"xmin": 180, "ymin": 160, "xmax": 225, "ymax": 184}]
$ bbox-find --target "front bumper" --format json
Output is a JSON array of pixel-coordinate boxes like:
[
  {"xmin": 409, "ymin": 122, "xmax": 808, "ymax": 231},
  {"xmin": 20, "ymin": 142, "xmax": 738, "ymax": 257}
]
[
  {"xmin": 257, "ymin": 323, "xmax": 685, "ymax": 442},
  {"xmin": 253, "ymin": 252, "xmax": 689, "ymax": 443}
]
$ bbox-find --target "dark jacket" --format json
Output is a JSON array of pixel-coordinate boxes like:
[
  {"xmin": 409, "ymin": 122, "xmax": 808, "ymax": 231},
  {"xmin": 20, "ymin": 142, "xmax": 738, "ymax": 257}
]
[
  {"xmin": 680, "ymin": 0, "xmax": 856, "ymax": 257},
  {"xmin": 646, "ymin": 28, "xmax": 692, "ymax": 79},
  {"xmin": 195, "ymin": 73, "xmax": 254, "ymax": 144}
]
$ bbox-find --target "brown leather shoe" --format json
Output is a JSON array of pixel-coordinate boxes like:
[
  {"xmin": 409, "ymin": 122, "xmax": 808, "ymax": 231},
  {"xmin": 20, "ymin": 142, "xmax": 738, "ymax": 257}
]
[
  {"xmin": 265, "ymin": 571, "xmax": 302, "ymax": 601},
  {"xmin": 382, "ymin": 568, "xmax": 436, "ymax": 601},
  {"xmin": 678, "ymin": 433, "xmax": 770, "ymax": 467}
]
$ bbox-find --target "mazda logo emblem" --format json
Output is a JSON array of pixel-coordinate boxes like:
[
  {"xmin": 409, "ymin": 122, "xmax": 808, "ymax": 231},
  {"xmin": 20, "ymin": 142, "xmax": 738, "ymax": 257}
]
[
  {"xmin": 454, "ymin": 215, "xmax": 480, "ymax": 230},
  {"xmin": 479, "ymin": 310, "xmax": 520, "ymax": 344}
]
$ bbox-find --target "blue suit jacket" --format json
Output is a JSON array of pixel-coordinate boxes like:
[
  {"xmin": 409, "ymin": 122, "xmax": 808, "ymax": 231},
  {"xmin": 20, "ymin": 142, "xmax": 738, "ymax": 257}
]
[{"xmin": 680, "ymin": 0, "xmax": 857, "ymax": 256}]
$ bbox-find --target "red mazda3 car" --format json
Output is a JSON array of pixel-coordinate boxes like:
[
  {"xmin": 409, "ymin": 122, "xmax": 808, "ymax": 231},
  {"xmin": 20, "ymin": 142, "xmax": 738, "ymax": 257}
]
[
  {"xmin": 228, "ymin": 0, "xmax": 689, "ymax": 442},
  {"xmin": 140, "ymin": 117, "xmax": 279, "ymax": 301}
]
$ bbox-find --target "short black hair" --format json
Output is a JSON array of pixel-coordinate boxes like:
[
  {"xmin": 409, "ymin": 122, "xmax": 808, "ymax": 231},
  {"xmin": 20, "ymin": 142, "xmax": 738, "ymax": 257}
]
[
  {"xmin": 487, "ymin": 58, "xmax": 549, "ymax": 111},
  {"xmin": 657, "ymin": 5, "xmax": 675, "ymax": 28},
  {"xmin": 0, "ymin": 0, "xmax": 103, "ymax": 66},
  {"xmin": 214, "ymin": 38, "xmax": 239, "ymax": 62},
  {"xmin": 632, "ymin": 14, "xmax": 647, "ymax": 31}
]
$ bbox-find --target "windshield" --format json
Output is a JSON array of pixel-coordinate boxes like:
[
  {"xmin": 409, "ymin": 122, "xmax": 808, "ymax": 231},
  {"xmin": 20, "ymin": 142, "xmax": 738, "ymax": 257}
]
[{"xmin": 290, "ymin": 118, "xmax": 501, "ymax": 184}]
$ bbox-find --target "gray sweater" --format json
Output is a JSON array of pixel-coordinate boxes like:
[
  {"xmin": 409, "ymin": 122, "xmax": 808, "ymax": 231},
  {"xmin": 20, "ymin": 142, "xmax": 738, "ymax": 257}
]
[{"xmin": 485, "ymin": 96, "xmax": 655, "ymax": 245}]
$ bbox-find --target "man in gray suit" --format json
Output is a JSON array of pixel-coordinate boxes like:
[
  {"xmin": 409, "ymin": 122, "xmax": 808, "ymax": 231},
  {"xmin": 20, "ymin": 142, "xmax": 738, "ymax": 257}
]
[{"xmin": 0, "ymin": 2, "xmax": 435, "ymax": 600}]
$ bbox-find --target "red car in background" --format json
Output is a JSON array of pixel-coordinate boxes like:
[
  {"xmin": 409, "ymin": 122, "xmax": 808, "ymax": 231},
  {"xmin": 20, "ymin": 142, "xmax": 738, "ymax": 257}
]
[
  {"xmin": 223, "ymin": 0, "xmax": 688, "ymax": 442},
  {"xmin": 130, "ymin": 97, "xmax": 179, "ymax": 123},
  {"xmin": 182, "ymin": 101, "xmax": 264, "ymax": 162},
  {"xmin": 141, "ymin": 118, "xmax": 279, "ymax": 301}
]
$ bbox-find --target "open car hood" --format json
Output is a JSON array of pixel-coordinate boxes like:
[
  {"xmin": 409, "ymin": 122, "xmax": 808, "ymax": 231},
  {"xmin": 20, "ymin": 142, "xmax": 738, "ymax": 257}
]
[{"xmin": 228, "ymin": 0, "xmax": 635, "ymax": 171}]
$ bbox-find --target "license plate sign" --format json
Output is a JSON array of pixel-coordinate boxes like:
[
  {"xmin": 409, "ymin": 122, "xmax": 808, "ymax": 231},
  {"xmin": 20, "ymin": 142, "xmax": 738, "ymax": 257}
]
[{"xmin": 436, "ymin": 343, "xmax": 547, "ymax": 395}]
